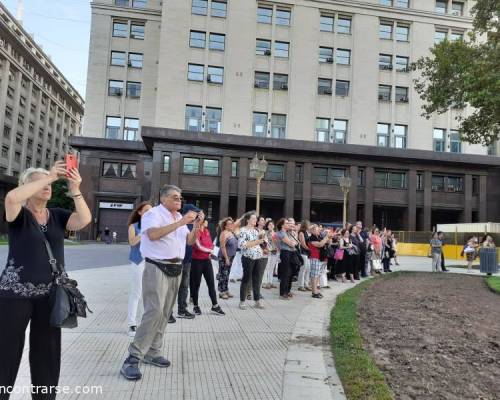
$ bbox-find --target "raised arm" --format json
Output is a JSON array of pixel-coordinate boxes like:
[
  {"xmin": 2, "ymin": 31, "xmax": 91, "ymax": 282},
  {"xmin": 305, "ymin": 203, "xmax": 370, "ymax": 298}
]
[
  {"xmin": 65, "ymin": 168, "xmax": 92, "ymax": 231},
  {"xmin": 5, "ymin": 161, "xmax": 66, "ymax": 222}
]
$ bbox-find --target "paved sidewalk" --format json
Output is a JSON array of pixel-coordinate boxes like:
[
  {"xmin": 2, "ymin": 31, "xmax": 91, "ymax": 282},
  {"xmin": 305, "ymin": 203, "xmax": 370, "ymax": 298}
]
[{"xmin": 10, "ymin": 256, "xmax": 497, "ymax": 399}]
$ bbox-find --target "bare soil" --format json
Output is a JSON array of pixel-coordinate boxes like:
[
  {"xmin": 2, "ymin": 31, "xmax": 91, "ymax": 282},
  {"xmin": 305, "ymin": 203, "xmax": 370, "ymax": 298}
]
[{"xmin": 358, "ymin": 273, "xmax": 500, "ymax": 400}]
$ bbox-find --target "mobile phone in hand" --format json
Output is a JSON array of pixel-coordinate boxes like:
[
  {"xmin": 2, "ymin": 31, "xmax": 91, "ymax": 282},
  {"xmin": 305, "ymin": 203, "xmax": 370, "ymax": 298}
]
[{"xmin": 65, "ymin": 154, "xmax": 78, "ymax": 176}]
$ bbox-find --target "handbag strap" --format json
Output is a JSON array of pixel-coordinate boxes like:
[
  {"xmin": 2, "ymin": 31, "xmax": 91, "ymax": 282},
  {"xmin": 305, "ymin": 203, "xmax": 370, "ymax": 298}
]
[{"xmin": 28, "ymin": 210, "xmax": 63, "ymax": 276}]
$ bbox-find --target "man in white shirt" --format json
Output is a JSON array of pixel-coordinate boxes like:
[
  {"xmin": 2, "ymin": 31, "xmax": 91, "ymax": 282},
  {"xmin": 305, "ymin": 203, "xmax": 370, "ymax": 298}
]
[{"xmin": 120, "ymin": 185, "xmax": 201, "ymax": 380}]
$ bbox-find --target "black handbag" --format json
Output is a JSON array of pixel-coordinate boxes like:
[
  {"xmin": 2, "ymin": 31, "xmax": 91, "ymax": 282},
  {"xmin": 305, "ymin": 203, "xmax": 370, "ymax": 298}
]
[{"xmin": 34, "ymin": 222, "xmax": 92, "ymax": 329}]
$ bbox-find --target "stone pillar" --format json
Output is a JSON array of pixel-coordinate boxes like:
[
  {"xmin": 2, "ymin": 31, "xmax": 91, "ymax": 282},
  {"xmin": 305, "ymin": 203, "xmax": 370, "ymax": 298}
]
[
  {"xmin": 301, "ymin": 162, "xmax": 312, "ymax": 221},
  {"xmin": 423, "ymin": 170, "xmax": 432, "ymax": 231},
  {"xmin": 479, "ymin": 175, "xmax": 487, "ymax": 222},
  {"xmin": 348, "ymin": 165, "xmax": 358, "ymax": 223},
  {"xmin": 364, "ymin": 167, "xmax": 374, "ymax": 228},
  {"xmin": 407, "ymin": 169, "xmax": 417, "ymax": 231},
  {"xmin": 284, "ymin": 160, "xmax": 295, "ymax": 217},
  {"xmin": 463, "ymin": 174, "xmax": 473, "ymax": 223},
  {"xmin": 237, "ymin": 157, "xmax": 248, "ymax": 216},
  {"xmin": 219, "ymin": 156, "xmax": 231, "ymax": 218}
]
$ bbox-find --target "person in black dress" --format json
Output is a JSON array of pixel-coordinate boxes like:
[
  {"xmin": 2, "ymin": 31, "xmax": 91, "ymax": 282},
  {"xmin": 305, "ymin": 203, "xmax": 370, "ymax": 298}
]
[{"xmin": 0, "ymin": 161, "xmax": 91, "ymax": 399}]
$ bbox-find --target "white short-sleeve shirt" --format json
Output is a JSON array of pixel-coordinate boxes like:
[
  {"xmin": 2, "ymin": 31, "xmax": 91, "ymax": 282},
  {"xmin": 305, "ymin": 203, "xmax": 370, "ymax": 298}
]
[{"xmin": 139, "ymin": 204, "xmax": 190, "ymax": 260}]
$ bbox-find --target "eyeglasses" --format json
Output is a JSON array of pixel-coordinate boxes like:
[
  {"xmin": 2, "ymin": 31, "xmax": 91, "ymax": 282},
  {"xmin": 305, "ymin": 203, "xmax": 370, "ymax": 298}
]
[{"xmin": 169, "ymin": 196, "xmax": 183, "ymax": 201}]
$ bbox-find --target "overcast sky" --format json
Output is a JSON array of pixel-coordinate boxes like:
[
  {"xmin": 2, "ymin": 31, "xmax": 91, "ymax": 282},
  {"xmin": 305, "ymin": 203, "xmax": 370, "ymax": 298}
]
[{"xmin": 3, "ymin": 0, "xmax": 91, "ymax": 98}]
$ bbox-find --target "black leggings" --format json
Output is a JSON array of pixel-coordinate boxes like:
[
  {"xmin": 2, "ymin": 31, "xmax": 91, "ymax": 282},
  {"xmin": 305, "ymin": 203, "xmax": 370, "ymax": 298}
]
[
  {"xmin": 190, "ymin": 258, "xmax": 218, "ymax": 306},
  {"xmin": 240, "ymin": 256, "xmax": 261, "ymax": 302},
  {"xmin": 279, "ymin": 250, "xmax": 294, "ymax": 296},
  {"xmin": 0, "ymin": 296, "xmax": 61, "ymax": 400}
]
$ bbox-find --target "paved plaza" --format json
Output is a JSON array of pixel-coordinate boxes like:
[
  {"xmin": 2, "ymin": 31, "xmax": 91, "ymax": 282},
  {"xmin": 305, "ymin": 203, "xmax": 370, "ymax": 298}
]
[{"xmin": 2, "ymin": 248, "xmax": 495, "ymax": 400}]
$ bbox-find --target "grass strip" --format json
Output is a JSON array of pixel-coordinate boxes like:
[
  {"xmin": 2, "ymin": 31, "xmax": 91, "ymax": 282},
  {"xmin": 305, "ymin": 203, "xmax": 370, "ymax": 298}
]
[
  {"xmin": 330, "ymin": 278, "xmax": 394, "ymax": 400},
  {"xmin": 486, "ymin": 276, "xmax": 500, "ymax": 294}
]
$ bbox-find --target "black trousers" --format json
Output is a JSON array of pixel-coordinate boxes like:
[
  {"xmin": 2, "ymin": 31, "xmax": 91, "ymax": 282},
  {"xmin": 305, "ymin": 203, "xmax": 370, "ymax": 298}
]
[
  {"xmin": 279, "ymin": 251, "xmax": 294, "ymax": 296},
  {"xmin": 240, "ymin": 256, "xmax": 261, "ymax": 302},
  {"xmin": 441, "ymin": 251, "xmax": 446, "ymax": 271},
  {"xmin": 190, "ymin": 259, "xmax": 218, "ymax": 306},
  {"xmin": 352, "ymin": 254, "xmax": 361, "ymax": 279},
  {"xmin": 177, "ymin": 261, "xmax": 191, "ymax": 313},
  {"xmin": 359, "ymin": 251, "xmax": 367, "ymax": 276},
  {"xmin": 383, "ymin": 257, "xmax": 391, "ymax": 272},
  {"xmin": 0, "ymin": 296, "xmax": 61, "ymax": 400}
]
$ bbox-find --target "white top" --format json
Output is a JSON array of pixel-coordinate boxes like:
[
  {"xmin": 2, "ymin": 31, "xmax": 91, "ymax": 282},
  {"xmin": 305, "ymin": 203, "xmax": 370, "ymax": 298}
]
[{"xmin": 139, "ymin": 204, "xmax": 190, "ymax": 260}]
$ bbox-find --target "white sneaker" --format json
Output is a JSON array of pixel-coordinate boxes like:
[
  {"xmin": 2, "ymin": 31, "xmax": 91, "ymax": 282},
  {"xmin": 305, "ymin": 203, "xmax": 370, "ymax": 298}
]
[
  {"xmin": 128, "ymin": 326, "xmax": 137, "ymax": 337},
  {"xmin": 239, "ymin": 302, "xmax": 246, "ymax": 310},
  {"xmin": 254, "ymin": 300, "xmax": 265, "ymax": 309}
]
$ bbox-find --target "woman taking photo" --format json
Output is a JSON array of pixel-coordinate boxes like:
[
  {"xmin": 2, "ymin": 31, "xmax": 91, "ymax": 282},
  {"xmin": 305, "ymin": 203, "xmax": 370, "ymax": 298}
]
[
  {"xmin": 126, "ymin": 201, "xmax": 152, "ymax": 337},
  {"xmin": 190, "ymin": 218, "xmax": 225, "ymax": 316},
  {"xmin": 297, "ymin": 221, "xmax": 311, "ymax": 292},
  {"xmin": 262, "ymin": 220, "xmax": 279, "ymax": 289},
  {"xmin": 238, "ymin": 212, "xmax": 265, "ymax": 310},
  {"xmin": 336, "ymin": 229, "xmax": 356, "ymax": 283},
  {"xmin": 276, "ymin": 218, "xmax": 298, "ymax": 300},
  {"xmin": 217, "ymin": 217, "xmax": 238, "ymax": 299},
  {"xmin": 0, "ymin": 161, "xmax": 91, "ymax": 399},
  {"xmin": 308, "ymin": 224, "xmax": 332, "ymax": 298}
]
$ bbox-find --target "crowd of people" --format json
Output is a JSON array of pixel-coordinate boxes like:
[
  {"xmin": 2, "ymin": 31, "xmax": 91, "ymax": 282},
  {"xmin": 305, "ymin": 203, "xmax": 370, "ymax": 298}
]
[{"xmin": 1, "ymin": 162, "xmax": 498, "ymax": 395}]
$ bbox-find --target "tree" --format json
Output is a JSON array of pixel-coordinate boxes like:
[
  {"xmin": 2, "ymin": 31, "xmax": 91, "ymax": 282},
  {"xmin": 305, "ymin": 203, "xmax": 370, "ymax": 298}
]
[
  {"xmin": 47, "ymin": 179, "xmax": 74, "ymax": 211},
  {"xmin": 413, "ymin": 0, "xmax": 500, "ymax": 146}
]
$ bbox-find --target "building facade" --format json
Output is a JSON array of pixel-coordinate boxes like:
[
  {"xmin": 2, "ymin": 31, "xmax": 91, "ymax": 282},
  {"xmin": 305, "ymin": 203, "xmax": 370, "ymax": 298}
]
[
  {"xmin": 85, "ymin": 0, "xmax": 486, "ymax": 155},
  {"xmin": 0, "ymin": 3, "xmax": 84, "ymax": 177},
  {"xmin": 70, "ymin": 128, "xmax": 500, "ymax": 241}
]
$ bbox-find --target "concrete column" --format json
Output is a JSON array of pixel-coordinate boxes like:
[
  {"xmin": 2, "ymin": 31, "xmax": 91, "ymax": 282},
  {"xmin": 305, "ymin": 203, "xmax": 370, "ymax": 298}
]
[
  {"xmin": 284, "ymin": 160, "xmax": 295, "ymax": 217},
  {"xmin": 237, "ymin": 157, "xmax": 248, "ymax": 216},
  {"xmin": 407, "ymin": 169, "xmax": 417, "ymax": 231},
  {"xmin": 219, "ymin": 156, "xmax": 231, "ymax": 218},
  {"xmin": 364, "ymin": 167, "xmax": 374, "ymax": 228},
  {"xmin": 169, "ymin": 151, "xmax": 181, "ymax": 187},
  {"xmin": 348, "ymin": 165, "xmax": 358, "ymax": 223},
  {"xmin": 301, "ymin": 162, "xmax": 312, "ymax": 221},
  {"xmin": 423, "ymin": 170, "xmax": 432, "ymax": 231},
  {"xmin": 463, "ymin": 174, "xmax": 473, "ymax": 223},
  {"xmin": 479, "ymin": 175, "xmax": 487, "ymax": 222},
  {"xmin": 150, "ymin": 148, "xmax": 163, "ymax": 204}
]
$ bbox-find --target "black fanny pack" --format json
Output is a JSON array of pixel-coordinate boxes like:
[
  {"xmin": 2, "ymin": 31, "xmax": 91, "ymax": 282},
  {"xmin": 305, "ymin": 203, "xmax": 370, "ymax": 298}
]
[{"xmin": 146, "ymin": 258, "xmax": 183, "ymax": 277}]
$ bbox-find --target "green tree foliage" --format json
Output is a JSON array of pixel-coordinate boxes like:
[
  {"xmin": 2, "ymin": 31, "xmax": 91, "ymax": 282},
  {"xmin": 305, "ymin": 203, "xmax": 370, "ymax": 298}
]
[
  {"xmin": 413, "ymin": 0, "xmax": 499, "ymax": 145},
  {"xmin": 47, "ymin": 179, "xmax": 74, "ymax": 211}
]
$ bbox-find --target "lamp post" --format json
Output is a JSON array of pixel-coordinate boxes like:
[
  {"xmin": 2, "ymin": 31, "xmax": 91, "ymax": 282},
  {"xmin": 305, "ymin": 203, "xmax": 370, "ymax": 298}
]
[
  {"xmin": 250, "ymin": 154, "xmax": 268, "ymax": 216},
  {"xmin": 338, "ymin": 176, "xmax": 352, "ymax": 228}
]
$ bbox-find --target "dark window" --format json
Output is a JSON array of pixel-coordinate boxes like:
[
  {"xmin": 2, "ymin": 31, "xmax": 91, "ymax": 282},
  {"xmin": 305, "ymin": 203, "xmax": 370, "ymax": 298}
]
[
  {"xmin": 192, "ymin": 0, "xmax": 208, "ymax": 15},
  {"xmin": 163, "ymin": 155, "xmax": 170, "ymax": 172},
  {"xmin": 190, "ymin": 31, "xmax": 206, "ymax": 48},
  {"xmin": 265, "ymin": 164, "xmax": 285, "ymax": 181},
  {"xmin": 113, "ymin": 21, "xmax": 128, "ymax": 37},
  {"xmin": 379, "ymin": 22, "xmax": 393, "ymax": 39},
  {"xmin": 271, "ymin": 114, "xmax": 286, "ymax": 138},
  {"xmin": 358, "ymin": 169, "xmax": 365, "ymax": 186},
  {"xmin": 121, "ymin": 163, "xmax": 137, "ymax": 179},
  {"xmin": 106, "ymin": 116, "xmax": 121, "ymax": 139},
  {"xmin": 3, "ymin": 126, "xmax": 10, "ymax": 138},
  {"xmin": 295, "ymin": 164, "xmax": 303, "ymax": 182},
  {"xmin": 256, "ymin": 39, "xmax": 272, "ymax": 56},
  {"xmin": 433, "ymin": 128, "xmax": 446, "ymax": 152},
  {"xmin": 128, "ymin": 53, "xmax": 143, "ymax": 68},
  {"xmin": 253, "ymin": 112, "xmax": 268, "ymax": 137},
  {"xmin": 320, "ymin": 15, "xmax": 334, "ymax": 32},
  {"xmin": 472, "ymin": 176, "xmax": 479, "ymax": 194},
  {"xmin": 450, "ymin": 130, "xmax": 461, "ymax": 153},
  {"xmin": 451, "ymin": 1, "xmax": 464, "ymax": 16},
  {"xmin": 375, "ymin": 171, "xmax": 407, "ymax": 189},
  {"xmin": 211, "ymin": 0, "xmax": 227, "ymax": 18},
  {"xmin": 130, "ymin": 23, "xmax": 145, "ymax": 40},
  {"xmin": 379, "ymin": 53, "xmax": 392, "ymax": 70},
  {"xmin": 188, "ymin": 64, "xmax": 204, "ymax": 81},
  {"xmin": 273, "ymin": 74, "xmax": 288, "ymax": 90},
  {"xmin": 103, "ymin": 162, "xmax": 120, "ymax": 177},
  {"xmin": 183, "ymin": 157, "xmax": 200, "ymax": 174},
  {"xmin": 111, "ymin": 51, "xmax": 126, "ymax": 66},
  {"xmin": 209, "ymin": 33, "xmax": 225, "ymax": 51},
  {"xmin": 395, "ymin": 56, "xmax": 409, "ymax": 71},
  {"xmin": 231, "ymin": 161, "xmax": 238, "ymax": 177},
  {"xmin": 254, "ymin": 71, "xmax": 270, "ymax": 89},
  {"xmin": 417, "ymin": 173, "xmax": 423, "ymax": 191},
  {"xmin": 335, "ymin": 80, "xmax": 349, "ymax": 96},
  {"xmin": 185, "ymin": 105, "xmax": 203, "ymax": 131},
  {"xmin": 206, "ymin": 107, "xmax": 222, "ymax": 133},
  {"xmin": 435, "ymin": 0, "xmax": 447, "ymax": 13},
  {"xmin": 378, "ymin": 85, "xmax": 391, "ymax": 101},
  {"xmin": 318, "ymin": 78, "xmax": 333, "ymax": 95},
  {"xmin": 276, "ymin": 9, "xmax": 291, "ymax": 26},
  {"xmin": 312, "ymin": 167, "xmax": 345, "ymax": 184},
  {"xmin": 126, "ymin": 81, "xmax": 141, "ymax": 98},
  {"xmin": 257, "ymin": 6, "xmax": 272, "ymax": 24},
  {"xmin": 1, "ymin": 146, "xmax": 9, "ymax": 158},
  {"xmin": 395, "ymin": 86, "xmax": 408, "ymax": 102},
  {"xmin": 203, "ymin": 159, "xmax": 219, "ymax": 175}
]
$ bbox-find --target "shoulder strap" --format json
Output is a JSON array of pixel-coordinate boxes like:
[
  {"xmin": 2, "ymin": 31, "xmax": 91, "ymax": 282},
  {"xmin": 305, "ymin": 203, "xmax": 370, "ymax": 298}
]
[{"xmin": 27, "ymin": 210, "xmax": 63, "ymax": 275}]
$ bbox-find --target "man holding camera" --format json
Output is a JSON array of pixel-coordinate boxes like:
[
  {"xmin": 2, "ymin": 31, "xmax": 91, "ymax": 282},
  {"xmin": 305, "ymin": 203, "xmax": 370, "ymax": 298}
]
[{"xmin": 120, "ymin": 185, "xmax": 202, "ymax": 380}]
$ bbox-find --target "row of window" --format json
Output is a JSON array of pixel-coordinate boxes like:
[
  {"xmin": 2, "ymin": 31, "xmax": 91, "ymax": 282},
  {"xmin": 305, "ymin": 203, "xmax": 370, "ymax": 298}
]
[
  {"xmin": 188, "ymin": 64, "xmax": 224, "ymax": 84},
  {"xmin": 378, "ymin": 85, "xmax": 409, "ymax": 102},
  {"xmin": 112, "ymin": 20, "xmax": 145, "ymax": 40},
  {"xmin": 189, "ymin": 31, "xmax": 225, "ymax": 51},
  {"xmin": 161, "ymin": 154, "xmax": 468, "ymax": 193},
  {"xmin": 105, "ymin": 117, "xmax": 140, "ymax": 140},
  {"xmin": 102, "ymin": 161, "xmax": 137, "ymax": 179},
  {"xmin": 110, "ymin": 51, "xmax": 143, "ymax": 68},
  {"xmin": 433, "ymin": 128, "xmax": 462, "ymax": 153},
  {"xmin": 108, "ymin": 80, "xmax": 141, "ymax": 98},
  {"xmin": 435, "ymin": 1, "xmax": 465, "ymax": 16},
  {"xmin": 114, "ymin": 0, "xmax": 147, "ymax": 9},
  {"xmin": 192, "ymin": 0, "xmax": 227, "ymax": 18}
]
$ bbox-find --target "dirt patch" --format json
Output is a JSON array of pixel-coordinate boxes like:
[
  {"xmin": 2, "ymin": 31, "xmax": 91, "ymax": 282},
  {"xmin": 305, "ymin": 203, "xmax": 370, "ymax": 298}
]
[{"xmin": 358, "ymin": 273, "xmax": 500, "ymax": 400}]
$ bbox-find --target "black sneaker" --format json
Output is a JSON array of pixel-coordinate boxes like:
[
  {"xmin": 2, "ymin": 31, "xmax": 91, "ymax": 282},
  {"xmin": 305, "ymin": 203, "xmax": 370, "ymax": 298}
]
[
  {"xmin": 120, "ymin": 355, "xmax": 142, "ymax": 380},
  {"xmin": 193, "ymin": 306, "xmax": 202, "ymax": 315},
  {"xmin": 211, "ymin": 305, "xmax": 225, "ymax": 315},
  {"xmin": 143, "ymin": 355, "xmax": 171, "ymax": 368},
  {"xmin": 178, "ymin": 310, "xmax": 195, "ymax": 319},
  {"xmin": 168, "ymin": 315, "xmax": 176, "ymax": 324}
]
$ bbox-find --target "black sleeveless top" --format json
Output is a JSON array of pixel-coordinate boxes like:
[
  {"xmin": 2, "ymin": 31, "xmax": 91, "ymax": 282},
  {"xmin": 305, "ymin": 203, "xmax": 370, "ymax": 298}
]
[{"xmin": 0, "ymin": 207, "xmax": 72, "ymax": 299}]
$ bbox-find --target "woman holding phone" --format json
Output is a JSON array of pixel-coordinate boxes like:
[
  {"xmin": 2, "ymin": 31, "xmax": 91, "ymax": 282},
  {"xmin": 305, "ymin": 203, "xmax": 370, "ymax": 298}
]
[{"xmin": 0, "ymin": 160, "xmax": 91, "ymax": 399}]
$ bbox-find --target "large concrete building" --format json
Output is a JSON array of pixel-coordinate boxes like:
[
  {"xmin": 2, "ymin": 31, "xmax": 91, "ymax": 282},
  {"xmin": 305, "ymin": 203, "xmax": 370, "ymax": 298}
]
[
  {"xmin": 0, "ymin": 3, "xmax": 84, "ymax": 177},
  {"xmin": 85, "ymin": 0, "xmax": 486, "ymax": 155},
  {"xmin": 75, "ymin": 0, "xmax": 500, "ymax": 240}
]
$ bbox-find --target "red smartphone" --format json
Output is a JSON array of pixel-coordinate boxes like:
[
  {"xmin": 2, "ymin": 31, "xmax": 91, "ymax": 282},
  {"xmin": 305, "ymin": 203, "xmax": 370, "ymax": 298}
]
[{"xmin": 65, "ymin": 154, "xmax": 78, "ymax": 176}]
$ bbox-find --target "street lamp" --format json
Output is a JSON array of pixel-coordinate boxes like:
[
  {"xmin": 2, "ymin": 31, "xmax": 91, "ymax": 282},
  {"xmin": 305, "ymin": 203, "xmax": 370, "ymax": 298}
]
[
  {"xmin": 250, "ymin": 154, "xmax": 268, "ymax": 216},
  {"xmin": 338, "ymin": 175, "xmax": 352, "ymax": 228}
]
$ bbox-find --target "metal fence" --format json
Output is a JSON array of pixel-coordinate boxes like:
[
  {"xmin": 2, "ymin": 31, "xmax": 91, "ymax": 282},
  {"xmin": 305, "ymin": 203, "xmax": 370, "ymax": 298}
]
[{"xmin": 393, "ymin": 231, "xmax": 500, "ymax": 245}]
